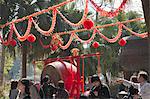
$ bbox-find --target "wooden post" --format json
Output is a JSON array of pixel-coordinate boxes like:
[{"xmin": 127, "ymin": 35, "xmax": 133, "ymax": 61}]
[
  {"xmin": 22, "ymin": 42, "xmax": 27, "ymax": 78},
  {"xmin": 141, "ymin": 0, "xmax": 150, "ymax": 78}
]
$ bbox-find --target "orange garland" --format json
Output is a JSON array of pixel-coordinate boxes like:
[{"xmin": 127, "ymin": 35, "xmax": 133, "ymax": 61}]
[
  {"xmin": 96, "ymin": 23, "xmax": 123, "ymax": 43},
  {"xmin": 32, "ymin": 9, "xmax": 57, "ymax": 36},
  {"xmin": 0, "ymin": 0, "xmax": 148, "ymax": 50},
  {"xmin": 12, "ymin": 17, "xmax": 32, "ymax": 42},
  {"xmin": 0, "ymin": 0, "xmax": 76, "ymax": 28},
  {"xmin": 73, "ymin": 29, "xmax": 96, "ymax": 43},
  {"xmin": 122, "ymin": 25, "xmax": 148, "ymax": 38},
  {"xmin": 56, "ymin": 0, "xmax": 89, "ymax": 27},
  {"xmin": 90, "ymin": 0, "xmax": 128, "ymax": 17},
  {"xmin": 59, "ymin": 33, "xmax": 74, "ymax": 50}
]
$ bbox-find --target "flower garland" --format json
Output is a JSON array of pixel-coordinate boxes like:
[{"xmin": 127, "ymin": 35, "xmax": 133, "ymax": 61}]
[
  {"xmin": 59, "ymin": 33, "xmax": 74, "ymax": 50},
  {"xmin": 89, "ymin": 0, "xmax": 128, "ymax": 17},
  {"xmin": 96, "ymin": 24, "xmax": 123, "ymax": 43},
  {"xmin": 32, "ymin": 9, "xmax": 57, "ymax": 36},
  {"xmin": 0, "ymin": 17, "xmax": 147, "ymax": 50},
  {"xmin": 0, "ymin": 0, "xmax": 75, "ymax": 28},
  {"xmin": 57, "ymin": 0, "xmax": 89, "ymax": 27},
  {"xmin": 12, "ymin": 17, "xmax": 33, "ymax": 41},
  {"xmin": 0, "ymin": 0, "xmax": 148, "ymax": 50},
  {"xmin": 122, "ymin": 24, "xmax": 148, "ymax": 38},
  {"xmin": 73, "ymin": 30, "xmax": 96, "ymax": 43}
]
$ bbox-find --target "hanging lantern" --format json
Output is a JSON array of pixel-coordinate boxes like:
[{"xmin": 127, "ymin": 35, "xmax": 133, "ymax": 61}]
[
  {"xmin": 27, "ymin": 34, "xmax": 36, "ymax": 43},
  {"xmin": 92, "ymin": 41, "xmax": 100, "ymax": 48},
  {"xmin": 10, "ymin": 39, "xmax": 17, "ymax": 47},
  {"xmin": 83, "ymin": 19, "xmax": 94, "ymax": 29},
  {"xmin": 51, "ymin": 44, "xmax": 58, "ymax": 51},
  {"xmin": 118, "ymin": 38, "xmax": 127, "ymax": 46}
]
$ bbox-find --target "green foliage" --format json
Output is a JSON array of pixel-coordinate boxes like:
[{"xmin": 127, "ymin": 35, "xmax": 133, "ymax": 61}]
[
  {"xmin": 36, "ymin": 61, "xmax": 44, "ymax": 70},
  {"xmin": 4, "ymin": 53, "xmax": 13, "ymax": 77},
  {"xmin": 0, "ymin": 83, "xmax": 10, "ymax": 98}
]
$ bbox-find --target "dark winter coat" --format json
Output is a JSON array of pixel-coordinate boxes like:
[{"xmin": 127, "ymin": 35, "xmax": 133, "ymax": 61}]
[{"xmin": 89, "ymin": 84, "xmax": 111, "ymax": 99}]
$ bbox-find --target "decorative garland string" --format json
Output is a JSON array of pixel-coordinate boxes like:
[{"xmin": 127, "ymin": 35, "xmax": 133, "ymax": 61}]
[
  {"xmin": 32, "ymin": 9, "xmax": 57, "ymax": 36},
  {"xmin": 73, "ymin": 29, "xmax": 96, "ymax": 43},
  {"xmin": 89, "ymin": 0, "xmax": 128, "ymax": 17},
  {"xmin": 95, "ymin": 24, "xmax": 123, "ymax": 43},
  {"xmin": 56, "ymin": 18, "xmax": 144, "ymax": 36},
  {"xmin": 56, "ymin": 0, "xmax": 89, "ymax": 27},
  {"xmin": 122, "ymin": 24, "xmax": 148, "ymax": 38},
  {"xmin": 12, "ymin": 17, "xmax": 33, "ymax": 41},
  {"xmin": 59, "ymin": 33, "xmax": 74, "ymax": 50},
  {"xmin": 0, "ymin": 0, "xmax": 76, "ymax": 28}
]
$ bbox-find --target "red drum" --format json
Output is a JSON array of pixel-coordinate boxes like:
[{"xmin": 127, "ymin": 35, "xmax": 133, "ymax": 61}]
[{"xmin": 41, "ymin": 61, "xmax": 77, "ymax": 91}]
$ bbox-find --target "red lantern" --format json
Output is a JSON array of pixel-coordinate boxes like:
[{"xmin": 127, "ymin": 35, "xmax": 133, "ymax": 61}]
[
  {"xmin": 118, "ymin": 38, "xmax": 127, "ymax": 46},
  {"xmin": 10, "ymin": 39, "xmax": 17, "ymax": 47},
  {"xmin": 92, "ymin": 41, "xmax": 100, "ymax": 48},
  {"xmin": 83, "ymin": 19, "xmax": 94, "ymax": 29},
  {"xmin": 27, "ymin": 34, "xmax": 36, "ymax": 43},
  {"xmin": 51, "ymin": 44, "xmax": 58, "ymax": 51}
]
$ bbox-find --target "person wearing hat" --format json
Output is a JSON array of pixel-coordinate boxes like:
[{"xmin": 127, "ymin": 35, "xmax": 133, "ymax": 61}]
[
  {"xmin": 89, "ymin": 75, "xmax": 111, "ymax": 99},
  {"xmin": 55, "ymin": 80, "xmax": 69, "ymax": 99},
  {"xmin": 39, "ymin": 75, "xmax": 56, "ymax": 99},
  {"xmin": 117, "ymin": 71, "xmax": 150, "ymax": 99}
]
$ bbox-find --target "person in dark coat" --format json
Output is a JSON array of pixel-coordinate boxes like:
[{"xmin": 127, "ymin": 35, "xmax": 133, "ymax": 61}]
[
  {"xmin": 55, "ymin": 80, "xmax": 69, "ymax": 99},
  {"xmin": 39, "ymin": 75, "xmax": 56, "ymax": 99},
  {"xmin": 9, "ymin": 80, "xmax": 19, "ymax": 99},
  {"xmin": 39, "ymin": 75, "xmax": 49, "ymax": 99},
  {"xmin": 89, "ymin": 75, "xmax": 111, "ymax": 99}
]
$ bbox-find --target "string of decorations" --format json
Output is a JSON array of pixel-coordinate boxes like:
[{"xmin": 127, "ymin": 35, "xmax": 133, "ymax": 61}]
[
  {"xmin": 89, "ymin": 0, "xmax": 128, "ymax": 17},
  {"xmin": 0, "ymin": 0, "xmax": 76, "ymax": 28},
  {"xmin": 56, "ymin": 0, "xmax": 89, "ymax": 27},
  {"xmin": 12, "ymin": 17, "xmax": 33, "ymax": 41},
  {"xmin": 32, "ymin": 9, "xmax": 57, "ymax": 36},
  {"xmin": 0, "ymin": 0, "xmax": 148, "ymax": 50}
]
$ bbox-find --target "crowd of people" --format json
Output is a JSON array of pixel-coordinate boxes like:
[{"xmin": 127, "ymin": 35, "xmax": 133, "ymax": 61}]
[
  {"xmin": 9, "ymin": 75, "xmax": 69, "ymax": 99},
  {"xmin": 8, "ymin": 70, "xmax": 150, "ymax": 99}
]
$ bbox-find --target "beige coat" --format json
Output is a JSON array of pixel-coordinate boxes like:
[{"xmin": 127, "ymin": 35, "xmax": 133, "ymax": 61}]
[{"xmin": 123, "ymin": 80, "xmax": 150, "ymax": 99}]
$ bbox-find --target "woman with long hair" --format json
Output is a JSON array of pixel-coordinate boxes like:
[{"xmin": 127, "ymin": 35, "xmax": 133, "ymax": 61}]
[{"xmin": 17, "ymin": 78, "xmax": 31, "ymax": 99}]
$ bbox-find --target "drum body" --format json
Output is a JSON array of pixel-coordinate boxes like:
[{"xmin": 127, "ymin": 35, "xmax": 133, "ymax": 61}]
[{"xmin": 41, "ymin": 61, "xmax": 77, "ymax": 91}]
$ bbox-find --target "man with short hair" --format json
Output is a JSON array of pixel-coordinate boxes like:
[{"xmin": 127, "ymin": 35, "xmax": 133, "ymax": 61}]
[{"xmin": 118, "ymin": 71, "xmax": 150, "ymax": 99}]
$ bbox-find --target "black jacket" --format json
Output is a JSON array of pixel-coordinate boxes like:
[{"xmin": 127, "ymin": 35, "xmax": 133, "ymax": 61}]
[{"xmin": 89, "ymin": 84, "xmax": 110, "ymax": 99}]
